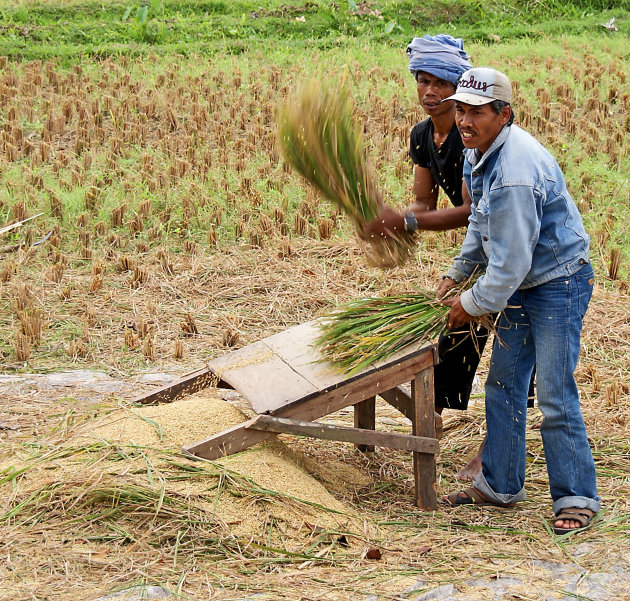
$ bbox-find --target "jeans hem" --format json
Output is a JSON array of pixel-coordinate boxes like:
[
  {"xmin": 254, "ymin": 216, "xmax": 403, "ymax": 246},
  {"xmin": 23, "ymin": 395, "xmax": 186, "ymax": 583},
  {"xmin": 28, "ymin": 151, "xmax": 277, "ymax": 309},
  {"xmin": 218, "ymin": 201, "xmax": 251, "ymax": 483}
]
[
  {"xmin": 473, "ymin": 471, "xmax": 527, "ymax": 505},
  {"xmin": 552, "ymin": 496, "xmax": 601, "ymax": 516}
]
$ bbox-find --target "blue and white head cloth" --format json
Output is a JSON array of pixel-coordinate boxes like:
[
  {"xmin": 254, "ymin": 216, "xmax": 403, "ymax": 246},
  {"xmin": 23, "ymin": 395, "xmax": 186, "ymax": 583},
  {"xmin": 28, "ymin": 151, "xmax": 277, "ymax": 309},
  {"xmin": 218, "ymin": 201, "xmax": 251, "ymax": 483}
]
[{"xmin": 406, "ymin": 34, "xmax": 473, "ymax": 86}]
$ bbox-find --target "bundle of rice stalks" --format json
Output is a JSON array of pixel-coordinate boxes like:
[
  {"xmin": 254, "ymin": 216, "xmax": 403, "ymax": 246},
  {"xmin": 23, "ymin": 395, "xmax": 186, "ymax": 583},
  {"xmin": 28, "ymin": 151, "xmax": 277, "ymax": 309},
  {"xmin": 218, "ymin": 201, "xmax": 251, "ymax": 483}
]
[
  {"xmin": 276, "ymin": 78, "xmax": 416, "ymax": 268},
  {"xmin": 316, "ymin": 292, "xmax": 449, "ymax": 374}
]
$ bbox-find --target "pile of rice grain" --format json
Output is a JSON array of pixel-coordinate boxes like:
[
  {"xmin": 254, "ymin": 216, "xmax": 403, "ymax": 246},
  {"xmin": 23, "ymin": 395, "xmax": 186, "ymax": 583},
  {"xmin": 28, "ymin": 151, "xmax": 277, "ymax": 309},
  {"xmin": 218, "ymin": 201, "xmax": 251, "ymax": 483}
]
[
  {"xmin": 87, "ymin": 395, "xmax": 248, "ymax": 448},
  {"xmin": 80, "ymin": 394, "xmax": 363, "ymax": 543}
]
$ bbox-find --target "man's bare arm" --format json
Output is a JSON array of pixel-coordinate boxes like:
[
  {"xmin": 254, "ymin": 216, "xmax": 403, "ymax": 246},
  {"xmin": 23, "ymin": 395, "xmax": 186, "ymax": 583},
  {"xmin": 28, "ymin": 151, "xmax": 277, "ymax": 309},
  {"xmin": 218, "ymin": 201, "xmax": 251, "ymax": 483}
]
[
  {"xmin": 413, "ymin": 165, "xmax": 439, "ymax": 211},
  {"xmin": 413, "ymin": 176, "xmax": 471, "ymax": 231},
  {"xmin": 362, "ymin": 168, "xmax": 471, "ymax": 237}
]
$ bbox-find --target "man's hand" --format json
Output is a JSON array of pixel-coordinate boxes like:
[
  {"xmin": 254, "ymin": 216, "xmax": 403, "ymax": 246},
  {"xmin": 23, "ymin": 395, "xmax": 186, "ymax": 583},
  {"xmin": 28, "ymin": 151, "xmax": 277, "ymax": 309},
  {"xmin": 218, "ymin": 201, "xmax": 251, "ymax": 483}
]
[
  {"xmin": 441, "ymin": 295, "xmax": 474, "ymax": 329},
  {"xmin": 361, "ymin": 206, "xmax": 405, "ymax": 240},
  {"xmin": 436, "ymin": 276, "xmax": 457, "ymax": 299}
]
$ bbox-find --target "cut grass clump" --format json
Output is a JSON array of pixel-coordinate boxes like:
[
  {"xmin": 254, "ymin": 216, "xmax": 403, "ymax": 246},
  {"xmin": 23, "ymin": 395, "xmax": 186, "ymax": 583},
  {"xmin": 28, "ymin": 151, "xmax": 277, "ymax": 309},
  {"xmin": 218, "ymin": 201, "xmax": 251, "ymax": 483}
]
[{"xmin": 276, "ymin": 77, "xmax": 416, "ymax": 268}]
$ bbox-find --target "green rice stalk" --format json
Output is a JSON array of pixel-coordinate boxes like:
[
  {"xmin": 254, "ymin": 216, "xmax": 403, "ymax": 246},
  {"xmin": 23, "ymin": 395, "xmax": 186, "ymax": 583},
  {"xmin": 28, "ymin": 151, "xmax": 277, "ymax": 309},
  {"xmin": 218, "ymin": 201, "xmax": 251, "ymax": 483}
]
[
  {"xmin": 317, "ymin": 270, "xmax": 498, "ymax": 374},
  {"xmin": 276, "ymin": 76, "xmax": 416, "ymax": 268},
  {"xmin": 316, "ymin": 292, "xmax": 450, "ymax": 375}
]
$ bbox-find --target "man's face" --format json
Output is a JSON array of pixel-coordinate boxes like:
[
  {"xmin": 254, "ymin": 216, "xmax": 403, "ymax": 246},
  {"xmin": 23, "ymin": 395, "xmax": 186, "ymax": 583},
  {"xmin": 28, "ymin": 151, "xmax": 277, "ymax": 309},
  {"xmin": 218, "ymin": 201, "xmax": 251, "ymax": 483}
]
[
  {"xmin": 415, "ymin": 71, "xmax": 456, "ymax": 117},
  {"xmin": 455, "ymin": 102, "xmax": 511, "ymax": 154}
]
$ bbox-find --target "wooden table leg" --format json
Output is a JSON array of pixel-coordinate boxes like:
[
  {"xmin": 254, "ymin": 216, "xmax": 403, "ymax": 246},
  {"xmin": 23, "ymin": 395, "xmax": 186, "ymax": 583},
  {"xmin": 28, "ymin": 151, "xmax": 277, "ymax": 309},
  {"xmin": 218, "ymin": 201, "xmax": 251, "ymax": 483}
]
[
  {"xmin": 412, "ymin": 366, "xmax": 437, "ymax": 510},
  {"xmin": 354, "ymin": 396, "xmax": 376, "ymax": 452}
]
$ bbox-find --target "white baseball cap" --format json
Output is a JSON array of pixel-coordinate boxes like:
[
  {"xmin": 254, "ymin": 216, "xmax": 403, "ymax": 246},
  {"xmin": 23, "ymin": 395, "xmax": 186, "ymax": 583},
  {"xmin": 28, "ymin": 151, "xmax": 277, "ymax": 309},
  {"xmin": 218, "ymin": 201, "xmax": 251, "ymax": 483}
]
[{"xmin": 444, "ymin": 67, "xmax": 512, "ymax": 105}]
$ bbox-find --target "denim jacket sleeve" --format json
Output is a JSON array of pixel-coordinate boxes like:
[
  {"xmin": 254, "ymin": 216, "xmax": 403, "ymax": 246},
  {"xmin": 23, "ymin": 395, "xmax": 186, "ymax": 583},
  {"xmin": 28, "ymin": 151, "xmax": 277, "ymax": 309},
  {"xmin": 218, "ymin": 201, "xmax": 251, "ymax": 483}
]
[{"xmin": 457, "ymin": 183, "xmax": 540, "ymax": 316}]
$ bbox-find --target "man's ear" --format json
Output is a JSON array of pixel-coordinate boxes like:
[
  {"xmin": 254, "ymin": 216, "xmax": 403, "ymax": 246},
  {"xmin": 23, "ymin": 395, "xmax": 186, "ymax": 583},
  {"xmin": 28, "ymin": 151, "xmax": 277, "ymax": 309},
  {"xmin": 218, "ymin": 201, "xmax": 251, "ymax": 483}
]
[{"xmin": 500, "ymin": 105, "xmax": 512, "ymax": 126}]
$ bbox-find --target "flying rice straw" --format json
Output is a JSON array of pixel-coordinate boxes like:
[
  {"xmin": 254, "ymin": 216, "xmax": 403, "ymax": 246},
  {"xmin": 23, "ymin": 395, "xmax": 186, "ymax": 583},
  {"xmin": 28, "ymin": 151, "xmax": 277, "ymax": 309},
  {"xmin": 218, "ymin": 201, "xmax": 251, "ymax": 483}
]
[{"xmin": 276, "ymin": 77, "xmax": 417, "ymax": 268}]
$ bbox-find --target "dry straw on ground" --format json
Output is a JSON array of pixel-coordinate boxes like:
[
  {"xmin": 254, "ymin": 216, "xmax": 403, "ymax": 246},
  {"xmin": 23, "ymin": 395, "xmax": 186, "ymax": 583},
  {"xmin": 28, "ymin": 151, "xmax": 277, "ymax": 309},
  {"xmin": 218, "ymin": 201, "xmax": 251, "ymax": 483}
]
[
  {"xmin": 0, "ymin": 237, "xmax": 628, "ymax": 601},
  {"xmin": 0, "ymin": 42, "xmax": 628, "ymax": 601},
  {"xmin": 0, "ymin": 233, "xmax": 628, "ymax": 600},
  {"xmin": 1, "ymin": 281, "xmax": 628, "ymax": 600}
]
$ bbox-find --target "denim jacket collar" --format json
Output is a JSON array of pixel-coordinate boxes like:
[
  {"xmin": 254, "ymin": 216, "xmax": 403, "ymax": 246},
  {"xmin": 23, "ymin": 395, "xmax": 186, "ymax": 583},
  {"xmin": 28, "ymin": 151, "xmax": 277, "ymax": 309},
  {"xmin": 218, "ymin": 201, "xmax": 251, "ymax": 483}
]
[{"xmin": 466, "ymin": 124, "xmax": 511, "ymax": 171}]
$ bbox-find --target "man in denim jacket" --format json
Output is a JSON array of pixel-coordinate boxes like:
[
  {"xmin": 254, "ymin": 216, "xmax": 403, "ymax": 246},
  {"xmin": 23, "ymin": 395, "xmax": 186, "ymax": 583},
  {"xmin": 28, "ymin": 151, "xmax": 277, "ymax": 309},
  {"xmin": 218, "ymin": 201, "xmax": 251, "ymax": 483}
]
[{"xmin": 439, "ymin": 67, "xmax": 599, "ymax": 535}]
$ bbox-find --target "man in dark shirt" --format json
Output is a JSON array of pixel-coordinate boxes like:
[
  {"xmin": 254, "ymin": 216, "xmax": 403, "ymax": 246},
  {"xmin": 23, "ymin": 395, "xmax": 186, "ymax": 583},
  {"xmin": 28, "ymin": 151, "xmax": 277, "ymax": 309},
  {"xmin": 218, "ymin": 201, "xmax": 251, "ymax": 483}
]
[
  {"xmin": 409, "ymin": 102, "xmax": 466, "ymax": 208},
  {"xmin": 365, "ymin": 35, "xmax": 533, "ymax": 480}
]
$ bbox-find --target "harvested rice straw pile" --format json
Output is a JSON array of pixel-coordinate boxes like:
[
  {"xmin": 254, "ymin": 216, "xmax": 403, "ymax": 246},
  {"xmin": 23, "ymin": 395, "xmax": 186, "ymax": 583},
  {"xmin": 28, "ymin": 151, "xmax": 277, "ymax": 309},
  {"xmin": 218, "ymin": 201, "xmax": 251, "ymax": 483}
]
[{"xmin": 277, "ymin": 77, "xmax": 417, "ymax": 268}]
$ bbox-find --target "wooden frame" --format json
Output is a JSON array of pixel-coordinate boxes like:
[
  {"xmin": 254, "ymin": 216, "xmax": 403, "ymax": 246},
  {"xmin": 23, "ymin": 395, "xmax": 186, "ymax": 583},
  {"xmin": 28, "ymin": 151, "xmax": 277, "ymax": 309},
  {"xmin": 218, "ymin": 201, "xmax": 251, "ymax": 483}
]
[{"xmin": 134, "ymin": 321, "xmax": 440, "ymax": 509}]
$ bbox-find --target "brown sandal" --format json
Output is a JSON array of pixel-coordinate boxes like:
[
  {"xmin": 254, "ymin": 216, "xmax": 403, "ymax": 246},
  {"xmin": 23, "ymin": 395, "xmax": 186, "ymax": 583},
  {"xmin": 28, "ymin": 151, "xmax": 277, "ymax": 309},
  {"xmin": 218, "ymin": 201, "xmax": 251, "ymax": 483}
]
[
  {"xmin": 441, "ymin": 486, "xmax": 515, "ymax": 508},
  {"xmin": 552, "ymin": 507, "xmax": 596, "ymax": 535}
]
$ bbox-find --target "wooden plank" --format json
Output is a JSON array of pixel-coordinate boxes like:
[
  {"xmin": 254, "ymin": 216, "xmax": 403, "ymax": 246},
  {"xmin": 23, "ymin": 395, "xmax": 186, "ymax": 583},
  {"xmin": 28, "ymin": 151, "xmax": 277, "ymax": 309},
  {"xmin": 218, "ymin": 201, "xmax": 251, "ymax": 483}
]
[
  {"xmin": 434, "ymin": 413, "xmax": 443, "ymax": 440},
  {"xmin": 380, "ymin": 387, "xmax": 443, "ymax": 439},
  {"xmin": 208, "ymin": 341, "xmax": 318, "ymax": 413},
  {"xmin": 264, "ymin": 321, "xmax": 434, "ymax": 400},
  {"xmin": 353, "ymin": 396, "xmax": 375, "ymax": 452},
  {"xmin": 380, "ymin": 386, "xmax": 413, "ymax": 420},
  {"xmin": 185, "ymin": 342, "xmax": 436, "ymax": 463},
  {"xmin": 370, "ymin": 339, "xmax": 436, "ymax": 370},
  {"xmin": 183, "ymin": 416, "xmax": 275, "ymax": 460},
  {"xmin": 249, "ymin": 415, "xmax": 439, "ymax": 454},
  {"xmin": 133, "ymin": 367, "xmax": 232, "ymax": 405},
  {"xmin": 262, "ymin": 321, "xmax": 350, "ymax": 390},
  {"xmin": 272, "ymin": 345, "xmax": 435, "ymax": 421},
  {"xmin": 412, "ymin": 366, "xmax": 437, "ymax": 510}
]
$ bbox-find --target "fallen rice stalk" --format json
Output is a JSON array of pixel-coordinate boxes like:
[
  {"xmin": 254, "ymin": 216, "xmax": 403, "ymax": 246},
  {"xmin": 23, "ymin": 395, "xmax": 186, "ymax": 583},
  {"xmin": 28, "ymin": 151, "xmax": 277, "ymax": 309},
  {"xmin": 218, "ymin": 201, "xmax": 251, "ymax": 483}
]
[
  {"xmin": 276, "ymin": 77, "xmax": 416, "ymax": 268},
  {"xmin": 0, "ymin": 212, "xmax": 44, "ymax": 237}
]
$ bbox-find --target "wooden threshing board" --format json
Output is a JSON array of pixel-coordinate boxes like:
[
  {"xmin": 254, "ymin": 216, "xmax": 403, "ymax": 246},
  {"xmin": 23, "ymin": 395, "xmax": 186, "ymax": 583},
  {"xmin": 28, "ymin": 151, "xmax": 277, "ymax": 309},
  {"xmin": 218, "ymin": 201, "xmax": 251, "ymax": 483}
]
[{"xmin": 135, "ymin": 320, "xmax": 440, "ymax": 509}]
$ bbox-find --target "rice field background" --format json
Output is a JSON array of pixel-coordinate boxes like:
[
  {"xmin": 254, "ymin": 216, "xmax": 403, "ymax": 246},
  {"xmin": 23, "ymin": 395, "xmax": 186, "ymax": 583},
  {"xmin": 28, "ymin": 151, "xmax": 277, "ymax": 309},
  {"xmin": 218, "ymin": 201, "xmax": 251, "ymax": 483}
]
[{"xmin": 0, "ymin": 2, "xmax": 629, "ymax": 600}]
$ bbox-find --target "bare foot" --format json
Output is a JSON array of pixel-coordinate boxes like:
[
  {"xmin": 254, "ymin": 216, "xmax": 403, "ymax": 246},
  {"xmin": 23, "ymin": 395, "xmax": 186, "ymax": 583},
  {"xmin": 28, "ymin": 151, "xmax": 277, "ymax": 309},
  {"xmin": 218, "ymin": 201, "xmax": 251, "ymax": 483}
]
[
  {"xmin": 554, "ymin": 518, "xmax": 582, "ymax": 531},
  {"xmin": 456, "ymin": 436, "xmax": 484, "ymax": 481},
  {"xmin": 456, "ymin": 451, "xmax": 482, "ymax": 481}
]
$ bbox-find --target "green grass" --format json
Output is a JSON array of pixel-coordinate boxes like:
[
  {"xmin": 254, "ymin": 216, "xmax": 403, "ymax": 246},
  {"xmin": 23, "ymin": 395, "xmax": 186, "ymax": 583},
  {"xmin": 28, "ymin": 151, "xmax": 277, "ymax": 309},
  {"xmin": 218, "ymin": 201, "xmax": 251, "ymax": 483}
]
[{"xmin": 0, "ymin": 0, "xmax": 627, "ymax": 60}]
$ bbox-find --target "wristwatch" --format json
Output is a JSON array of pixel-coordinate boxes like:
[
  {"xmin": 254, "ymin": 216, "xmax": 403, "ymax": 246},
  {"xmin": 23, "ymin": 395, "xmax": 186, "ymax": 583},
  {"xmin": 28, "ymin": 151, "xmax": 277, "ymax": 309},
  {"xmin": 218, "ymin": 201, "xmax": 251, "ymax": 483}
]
[{"xmin": 403, "ymin": 212, "xmax": 419, "ymax": 233}]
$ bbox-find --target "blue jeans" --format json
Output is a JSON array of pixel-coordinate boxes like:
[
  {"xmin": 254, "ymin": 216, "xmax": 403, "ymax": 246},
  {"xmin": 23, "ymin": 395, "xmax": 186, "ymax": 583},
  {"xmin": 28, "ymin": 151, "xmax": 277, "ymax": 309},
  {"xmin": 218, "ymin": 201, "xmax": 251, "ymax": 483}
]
[{"xmin": 473, "ymin": 264, "xmax": 601, "ymax": 515}]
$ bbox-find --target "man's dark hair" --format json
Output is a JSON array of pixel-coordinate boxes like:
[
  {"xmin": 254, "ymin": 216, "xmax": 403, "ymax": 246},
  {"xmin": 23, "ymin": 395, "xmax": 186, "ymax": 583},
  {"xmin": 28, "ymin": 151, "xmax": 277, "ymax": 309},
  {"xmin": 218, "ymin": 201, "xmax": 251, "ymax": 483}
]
[{"xmin": 490, "ymin": 100, "xmax": 514, "ymax": 125}]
